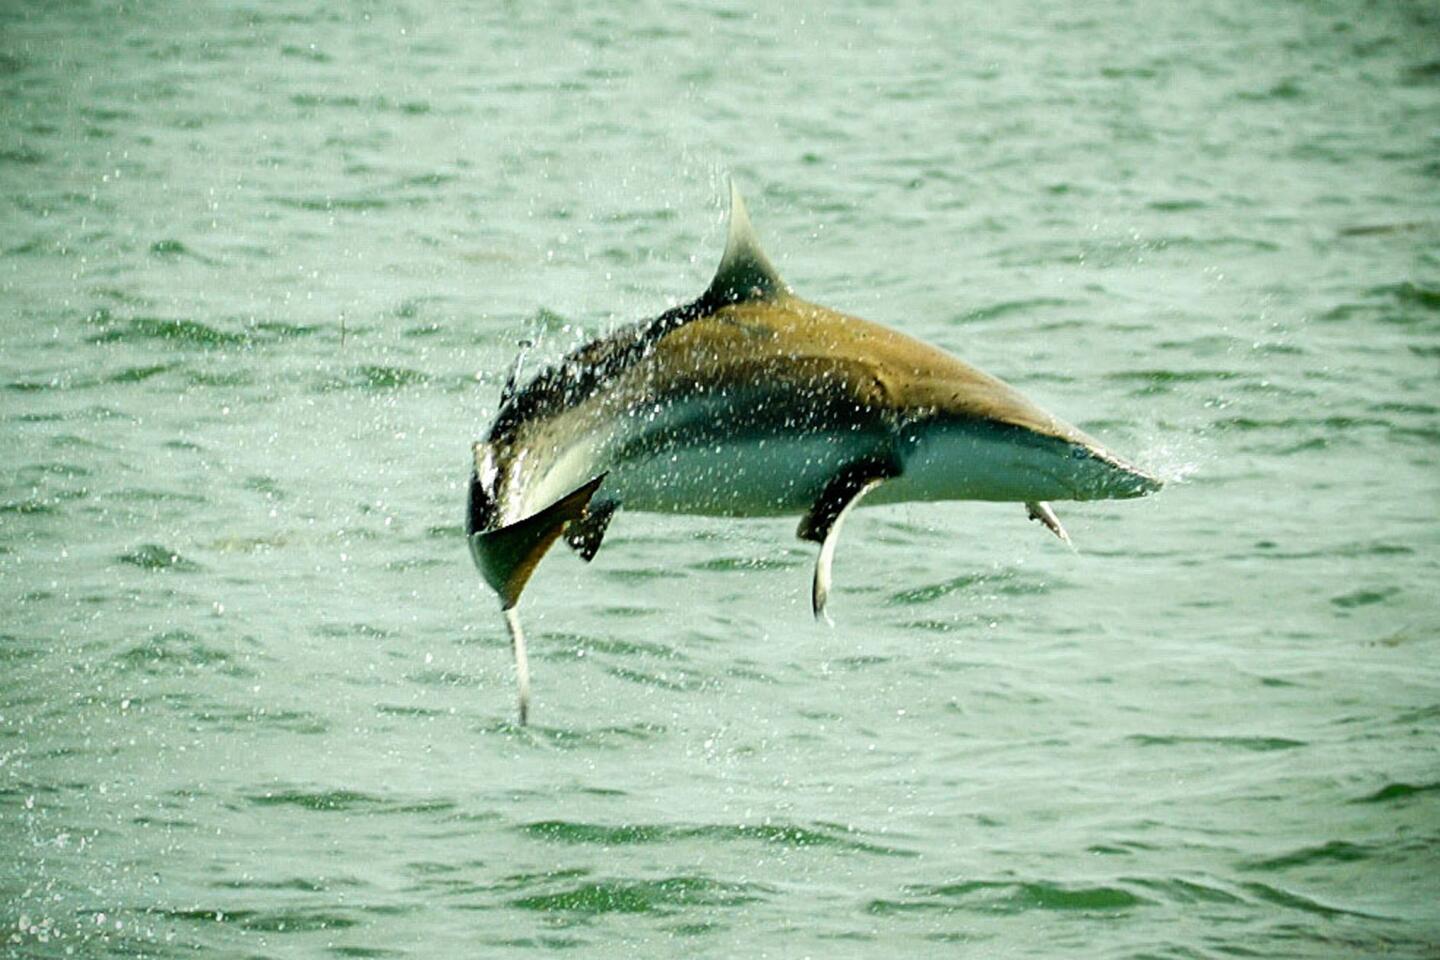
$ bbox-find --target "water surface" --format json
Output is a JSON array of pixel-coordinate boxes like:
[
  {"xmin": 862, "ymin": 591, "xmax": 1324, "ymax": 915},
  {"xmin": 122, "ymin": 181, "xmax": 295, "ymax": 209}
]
[{"xmin": 3, "ymin": 1, "xmax": 1438, "ymax": 957}]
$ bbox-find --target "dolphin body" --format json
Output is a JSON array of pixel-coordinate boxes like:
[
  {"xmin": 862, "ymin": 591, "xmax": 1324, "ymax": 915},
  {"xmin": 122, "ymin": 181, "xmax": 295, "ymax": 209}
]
[{"xmin": 467, "ymin": 184, "xmax": 1160, "ymax": 723}]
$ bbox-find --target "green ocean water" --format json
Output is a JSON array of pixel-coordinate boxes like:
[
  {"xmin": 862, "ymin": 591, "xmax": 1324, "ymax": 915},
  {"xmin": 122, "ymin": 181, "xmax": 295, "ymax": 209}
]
[{"xmin": 2, "ymin": 1, "xmax": 1438, "ymax": 957}]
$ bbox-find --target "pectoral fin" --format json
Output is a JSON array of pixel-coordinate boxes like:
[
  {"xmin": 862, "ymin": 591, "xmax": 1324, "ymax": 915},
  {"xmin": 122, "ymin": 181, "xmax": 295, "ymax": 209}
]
[
  {"xmin": 1025, "ymin": 501, "xmax": 1072, "ymax": 547},
  {"xmin": 564, "ymin": 498, "xmax": 618, "ymax": 562},
  {"xmin": 798, "ymin": 458, "xmax": 900, "ymax": 623}
]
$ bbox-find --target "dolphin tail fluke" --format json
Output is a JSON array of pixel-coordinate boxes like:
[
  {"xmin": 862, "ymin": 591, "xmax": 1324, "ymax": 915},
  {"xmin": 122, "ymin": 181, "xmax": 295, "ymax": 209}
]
[
  {"xmin": 468, "ymin": 474, "xmax": 607, "ymax": 725},
  {"xmin": 798, "ymin": 458, "xmax": 899, "ymax": 624},
  {"xmin": 469, "ymin": 474, "xmax": 608, "ymax": 609}
]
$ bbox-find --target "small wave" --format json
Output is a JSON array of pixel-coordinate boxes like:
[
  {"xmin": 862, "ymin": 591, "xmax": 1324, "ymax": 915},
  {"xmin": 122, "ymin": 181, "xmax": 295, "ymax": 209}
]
[
  {"xmin": 1355, "ymin": 781, "xmax": 1440, "ymax": 804},
  {"xmin": 1370, "ymin": 281, "xmax": 1440, "ymax": 311},
  {"xmin": 690, "ymin": 554, "xmax": 798, "ymax": 572},
  {"xmin": 1337, "ymin": 220, "xmax": 1431, "ymax": 237},
  {"xmin": 89, "ymin": 315, "xmax": 249, "ymax": 348},
  {"xmin": 160, "ymin": 907, "xmax": 360, "ymax": 932},
  {"xmin": 317, "ymin": 365, "xmax": 432, "ymax": 391},
  {"xmin": 1104, "ymin": 369, "xmax": 1242, "ymax": 396},
  {"xmin": 210, "ymin": 876, "xmax": 363, "ymax": 892},
  {"xmin": 547, "ymin": 633, "xmax": 685, "ymax": 661},
  {"xmin": 960, "ymin": 297, "xmax": 1073, "ymax": 322},
  {"xmin": 0, "ymin": 146, "xmax": 46, "ymax": 165},
  {"xmin": 600, "ymin": 565, "xmax": 689, "ymax": 583},
  {"xmin": 519, "ymin": 819, "xmax": 914, "ymax": 857},
  {"xmin": 148, "ymin": 239, "xmax": 214, "ymax": 263},
  {"xmin": 1122, "ymin": 876, "xmax": 1245, "ymax": 905},
  {"xmin": 474, "ymin": 720, "xmax": 668, "ymax": 750},
  {"xmin": 0, "ymin": 633, "xmax": 41, "ymax": 665},
  {"xmin": 1241, "ymin": 840, "xmax": 1374, "ymax": 872},
  {"xmin": 246, "ymin": 788, "xmax": 386, "ymax": 812},
  {"xmin": 250, "ymin": 320, "xmax": 322, "ymax": 340},
  {"xmin": 406, "ymin": 668, "xmax": 481, "ymax": 688},
  {"xmin": 193, "ymin": 707, "xmax": 328, "ymax": 734},
  {"xmin": 375, "ymin": 703, "xmax": 446, "ymax": 719},
  {"xmin": 868, "ymin": 879, "xmax": 1152, "ymax": 915},
  {"xmin": 1216, "ymin": 414, "xmax": 1394, "ymax": 433},
  {"xmin": 1239, "ymin": 881, "xmax": 1390, "ymax": 919},
  {"xmin": 1330, "ymin": 587, "xmax": 1400, "ymax": 609},
  {"xmin": 117, "ymin": 544, "xmax": 202, "ymax": 572},
  {"xmin": 107, "ymin": 363, "xmax": 176, "ymax": 383},
  {"xmin": 1402, "ymin": 59, "xmax": 1440, "ymax": 85},
  {"xmin": 279, "ymin": 44, "xmax": 331, "ymax": 63},
  {"xmin": 602, "ymin": 665, "xmax": 710, "ymax": 692},
  {"xmin": 385, "ymin": 557, "xmax": 447, "ymax": 572},
  {"xmin": 0, "ymin": 497, "xmax": 57, "ymax": 516},
  {"xmin": 289, "ymin": 93, "xmax": 432, "ymax": 115},
  {"xmin": 889, "ymin": 569, "xmax": 1053, "ymax": 606},
  {"xmin": 113, "ymin": 630, "xmax": 246, "ymax": 677},
  {"xmin": 269, "ymin": 193, "xmax": 394, "ymax": 212},
  {"xmin": 833, "ymin": 654, "xmax": 893, "ymax": 671},
  {"xmin": 1125, "ymin": 734, "xmax": 1307, "ymax": 752},
  {"xmin": 1235, "ymin": 78, "xmax": 1306, "ymax": 101},
  {"xmin": 509, "ymin": 875, "xmax": 766, "ymax": 914},
  {"xmin": 1147, "ymin": 199, "xmax": 1207, "ymax": 212}
]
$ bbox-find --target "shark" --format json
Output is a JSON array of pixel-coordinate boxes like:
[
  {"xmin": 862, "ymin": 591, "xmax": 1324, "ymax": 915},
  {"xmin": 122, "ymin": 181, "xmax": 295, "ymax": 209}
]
[{"xmin": 467, "ymin": 183, "xmax": 1160, "ymax": 724}]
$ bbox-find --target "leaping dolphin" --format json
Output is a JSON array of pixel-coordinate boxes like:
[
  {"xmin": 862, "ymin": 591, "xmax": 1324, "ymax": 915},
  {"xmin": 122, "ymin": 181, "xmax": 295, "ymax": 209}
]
[{"xmin": 467, "ymin": 183, "xmax": 1160, "ymax": 724}]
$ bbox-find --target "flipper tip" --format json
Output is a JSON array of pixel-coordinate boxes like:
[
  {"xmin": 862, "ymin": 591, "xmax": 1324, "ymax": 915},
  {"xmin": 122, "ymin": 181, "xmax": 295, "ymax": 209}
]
[
  {"xmin": 503, "ymin": 606, "xmax": 531, "ymax": 726},
  {"xmin": 1026, "ymin": 501, "xmax": 1075, "ymax": 550}
]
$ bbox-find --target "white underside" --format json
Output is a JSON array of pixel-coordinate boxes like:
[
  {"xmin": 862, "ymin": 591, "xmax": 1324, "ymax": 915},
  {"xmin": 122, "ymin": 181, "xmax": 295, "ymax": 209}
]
[{"xmin": 504, "ymin": 396, "xmax": 1093, "ymax": 526}]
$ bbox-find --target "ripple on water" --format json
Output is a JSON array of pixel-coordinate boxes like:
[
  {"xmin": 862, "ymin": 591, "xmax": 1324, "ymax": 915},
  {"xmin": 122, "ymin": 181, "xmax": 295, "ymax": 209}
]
[
  {"xmin": 117, "ymin": 543, "xmax": 203, "ymax": 572},
  {"xmin": 540, "ymin": 632, "xmax": 686, "ymax": 661},
  {"xmin": 472, "ymin": 720, "xmax": 668, "ymax": 751},
  {"xmin": 888, "ymin": 568, "xmax": 1056, "ymax": 606},
  {"xmin": 88, "ymin": 315, "xmax": 250, "ymax": 347},
  {"xmin": 603, "ymin": 664, "xmax": 713, "ymax": 692},
  {"xmin": 868, "ymin": 879, "xmax": 1153, "ymax": 916},
  {"xmin": 159, "ymin": 907, "xmax": 362, "ymax": 932},
  {"xmin": 690, "ymin": 554, "xmax": 799, "ymax": 572},
  {"xmin": 1238, "ymin": 881, "xmax": 1390, "ymax": 920},
  {"xmin": 960, "ymin": 296, "xmax": 1074, "ymax": 323},
  {"xmin": 1124, "ymin": 734, "xmax": 1307, "ymax": 752},
  {"xmin": 113, "ymin": 630, "xmax": 252, "ymax": 678},
  {"xmin": 509, "ymin": 875, "xmax": 768, "ymax": 915},
  {"xmin": 192, "ymin": 705, "xmax": 329, "ymax": 735},
  {"xmin": 239, "ymin": 787, "xmax": 456, "ymax": 817},
  {"xmin": 519, "ymin": 819, "xmax": 916, "ymax": 857},
  {"xmin": 1354, "ymin": 781, "xmax": 1440, "ymax": 804},
  {"xmin": 1240, "ymin": 840, "xmax": 1375, "ymax": 871},
  {"xmin": 1330, "ymin": 586, "xmax": 1400, "ymax": 609},
  {"xmin": 316, "ymin": 364, "xmax": 432, "ymax": 391},
  {"xmin": 1122, "ymin": 876, "xmax": 1247, "ymax": 905}
]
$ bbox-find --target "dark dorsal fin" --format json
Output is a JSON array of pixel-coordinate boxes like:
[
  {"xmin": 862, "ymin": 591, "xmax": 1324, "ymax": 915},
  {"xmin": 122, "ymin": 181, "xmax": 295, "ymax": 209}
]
[{"xmin": 701, "ymin": 180, "xmax": 790, "ymax": 306}]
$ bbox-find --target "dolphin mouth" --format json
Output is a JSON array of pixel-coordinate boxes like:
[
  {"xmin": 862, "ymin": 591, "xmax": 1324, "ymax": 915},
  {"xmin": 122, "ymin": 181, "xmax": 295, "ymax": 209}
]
[
  {"xmin": 1043, "ymin": 443, "xmax": 1161, "ymax": 501},
  {"xmin": 1087, "ymin": 448, "xmax": 1163, "ymax": 499}
]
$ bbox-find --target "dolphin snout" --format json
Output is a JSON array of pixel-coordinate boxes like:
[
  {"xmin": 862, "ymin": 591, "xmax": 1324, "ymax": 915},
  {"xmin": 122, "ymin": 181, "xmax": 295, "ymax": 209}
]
[
  {"xmin": 1065, "ymin": 440, "xmax": 1163, "ymax": 503},
  {"xmin": 1079, "ymin": 445, "xmax": 1162, "ymax": 500}
]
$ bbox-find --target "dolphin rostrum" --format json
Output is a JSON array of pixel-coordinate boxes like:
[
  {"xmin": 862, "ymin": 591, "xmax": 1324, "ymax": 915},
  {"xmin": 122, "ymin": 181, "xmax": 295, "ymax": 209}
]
[{"xmin": 467, "ymin": 183, "xmax": 1160, "ymax": 723}]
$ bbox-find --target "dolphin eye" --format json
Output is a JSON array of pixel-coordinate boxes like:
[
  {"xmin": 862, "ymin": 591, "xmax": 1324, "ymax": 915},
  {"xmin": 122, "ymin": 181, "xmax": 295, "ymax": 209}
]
[{"xmin": 1071, "ymin": 446, "xmax": 1089, "ymax": 460}]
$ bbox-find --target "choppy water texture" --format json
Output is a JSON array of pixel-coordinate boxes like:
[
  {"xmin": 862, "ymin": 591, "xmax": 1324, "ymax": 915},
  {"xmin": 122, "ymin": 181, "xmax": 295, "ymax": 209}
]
[{"xmin": 3, "ymin": 1, "xmax": 1439, "ymax": 957}]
